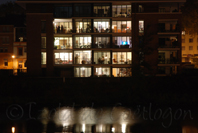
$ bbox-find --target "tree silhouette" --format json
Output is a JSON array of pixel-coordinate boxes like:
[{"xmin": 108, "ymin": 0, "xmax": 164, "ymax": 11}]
[
  {"xmin": 182, "ymin": 0, "xmax": 198, "ymax": 35},
  {"xmin": 133, "ymin": 24, "xmax": 156, "ymax": 76}
]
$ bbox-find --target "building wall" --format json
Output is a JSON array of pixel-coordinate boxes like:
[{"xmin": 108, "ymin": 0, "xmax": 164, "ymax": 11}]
[
  {"xmin": 0, "ymin": 25, "xmax": 14, "ymax": 70},
  {"xmin": 23, "ymin": 1, "xmax": 183, "ymax": 77},
  {"xmin": 182, "ymin": 32, "xmax": 198, "ymax": 64}
]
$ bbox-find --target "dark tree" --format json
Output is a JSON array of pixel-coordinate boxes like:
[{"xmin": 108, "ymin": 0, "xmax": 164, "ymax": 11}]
[{"xmin": 182, "ymin": 0, "xmax": 198, "ymax": 35}]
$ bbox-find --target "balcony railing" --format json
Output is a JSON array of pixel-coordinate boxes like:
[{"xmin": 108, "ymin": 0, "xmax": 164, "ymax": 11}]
[
  {"xmin": 54, "ymin": 29, "xmax": 73, "ymax": 34},
  {"xmin": 54, "ymin": 44, "xmax": 72, "ymax": 49},
  {"xmin": 93, "ymin": 43, "xmax": 110, "ymax": 48},
  {"xmin": 159, "ymin": 41, "xmax": 179, "ymax": 48},
  {"xmin": 93, "ymin": 28, "xmax": 110, "ymax": 33},
  {"xmin": 74, "ymin": 44, "xmax": 92, "ymax": 48},
  {"xmin": 74, "ymin": 58, "xmax": 92, "ymax": 64},
  {"xmin": 94, "ymin": 58, "xmax": 111, "ymax": 64},
  {"xmin": 113, "ymin": 44, "xmax": 131, "ymax": 48},
  {"xmin": 158, "ymin": 58, "xmax": 179, "ymax": 64},
  {"xmin": 158, "ymin": 25, "xmax": 180, "ymax": 32},
  {"xmin": 112, "ymin": 29, "xmax": 131, "ymax": 33},
  {"xmin": 55, "ymin": 59, "xmax": 72, "ymax": 64}
]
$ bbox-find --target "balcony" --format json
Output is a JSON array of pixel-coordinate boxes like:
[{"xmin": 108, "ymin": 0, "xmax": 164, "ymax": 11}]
[
  {"xmin": 158, "ymin": 3, "xmax": 182, "ymax": 13},
  {"xmin": 159, "ymin": 37, "xmax": 179, "ymax": 48},
  {"xmin": 53, "ymin": 19, "xmax": 72, "ymax": 34},
  {"xmin": 112, "ymin": 36, "xmax": 132, "ymax": 48},
  {"xmin": 74, "ymin": 50, "xmax": 92, "ymax": 64},
  {"xmin": 54, "ymin": 52, "xmax": 73, "ymax": 65},
  {"xmin": 158, "ymin": 58, "xmax": 179, "ymax": 64},
  {"xmin": 112, "ymin": 5, "xmax": 131, "ymax": 18},
  {"xmin": 93, "ymin": 37, "xmax": 110, "ymax": 48},
  {"xmin": 158, "ymin": 20, "xmax": 179, "ymax": 34}
]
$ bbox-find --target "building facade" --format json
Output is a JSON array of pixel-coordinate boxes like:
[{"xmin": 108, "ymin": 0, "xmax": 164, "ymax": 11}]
[
  {"xmin": 182, "ymin": 31, "xmax": 198, "ymax": 67},
  {"xmin": 16, "ymin": 0, "xmax": 185, "ymax": 77}
]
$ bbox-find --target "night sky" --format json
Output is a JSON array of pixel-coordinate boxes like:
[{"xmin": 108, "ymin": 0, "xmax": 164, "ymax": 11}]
[{"xmin": 0, "ymin": 0, "xmax": 16, "ymax": 5}]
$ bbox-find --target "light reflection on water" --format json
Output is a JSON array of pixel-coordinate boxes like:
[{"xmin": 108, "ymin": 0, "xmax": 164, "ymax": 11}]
[{"xmin": 41, "ymin": 107, "xmax": 138, "ymax": 133}]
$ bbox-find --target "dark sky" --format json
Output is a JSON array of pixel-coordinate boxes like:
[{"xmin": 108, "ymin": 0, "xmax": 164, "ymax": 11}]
[{"xmin": 0, "ymin": 0, "xmax": 16, "ymax": 5}]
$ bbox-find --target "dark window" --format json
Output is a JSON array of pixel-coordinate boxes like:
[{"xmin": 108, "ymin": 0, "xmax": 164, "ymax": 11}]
[
  {"xmin": 189, "ymin": 46, "xmax": 193, "ymax": 50},
  {"xmin": 74, "ymin": 4, "xmax": 91, "ymax": 17},
  {"xmin": 24, "ymin": 60, "xmax": 27, "ymax": 67},
  {"xmin": 41, "ymin": 37, "xmax": 46, "ymax": 48},
  {"xmin": 54, "ymin": 6, "xmax": 72, "ymax": 18},
  {"xmin": 4, "ymin": 48, "xmax": 7, "ymax": 52},
  {"xmin": 0, "ymin": 48, "xmax": 3, "ymax": 52},
  {"xmin": 24, "ymin": 47, "xmax": 27, "ymax": 52},
  {"xmin": 189, "ymin": 38, "xmax": 193, "ymax": 43},
  {"xmin": 18, "ymin": 48, "xmax": 23, "ymax": 56},
  {"xmin": 15, "ymin": 27, "xmax": 26, "ymax": 42},
  {"xmin": 2, "ymin": 36, "xmax": 9, "ymax": 44},
  {"xmin": 41, "ymin": 5, "xmax": 47, "ymax": 13},
  {"xmin": 41, "ymin": 21, "xmax": 46, "ymax": 33},
  {"xmin": 4, "ymin": 59, "xmax": 8, "ymax": 66}
]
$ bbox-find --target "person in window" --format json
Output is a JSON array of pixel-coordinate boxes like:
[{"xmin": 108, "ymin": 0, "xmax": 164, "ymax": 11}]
[
  {"xmin": 57, "ymin": 26, "xmax": 60, "ymax": 33},
  {"xmin": 61, "ymin": 25, "xmax": 64, "ymax": 33}
]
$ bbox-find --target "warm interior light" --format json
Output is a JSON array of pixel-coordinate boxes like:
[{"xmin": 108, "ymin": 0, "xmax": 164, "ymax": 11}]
[
  {"xmin": 112, "ymin": 127, "xmax": 115, "ymax": 132},
  {"xmin": 12, "ymin": 55, "xmax": 15, "ymax": 58},
  {"xmin": 12, "ymin": 127, "xmax": 15, "ymax": 133},
  {"xmin": 122, "ymin": 124, "xmax": 126, "ymax": 133},
  {"xmin": 82, "ymin": 124, "xmax": 85, "ymax": 132}
]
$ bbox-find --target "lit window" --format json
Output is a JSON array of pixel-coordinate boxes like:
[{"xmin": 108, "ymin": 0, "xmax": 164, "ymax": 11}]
[
  {"xmin": 74, "ymin": 36, "xmax": 91, "ymax": 48},
  {"xmin": 112, "ymin": 68, "xmax": 132, "ymax": 77},
  {"xmin": 182, "ymin": 46, "xmax": 185, "ymax": 50},
  {"xmin": 93, "ymin": 19, "xmax": 110, "ymax": 33},
  {"xmin": 94, "ymin": 67, "xmax": 111, "ymax": 77},
  {"xmin": 112, "ymin": 36, "xmax": 132, "ymax": 48},
  {"xmin": 139, "ymin": 20, "xmax": 144, "ymax": 34},
  {"xmin": 189, "ymin": 38, "xmax": 193, "ymax": 43},
  {"xmin": 18, "ymin": 61, "xmax": 23, "ymax": 69},
  {"xmin": 54, "ymin": 37, "xmax": 72, "ymax": 49},
  {"xmin": 189, "ymin": 46, "xmax": 193, "ymax": 50},
  {"xmin": 182, "ymin": 31, "xmax": 185, "ymax": 35},
  {"xmin": 74, "ymin": 67, "xmax": 91, "ymax": 77},
  {"xmin": 53, "ymin": 19, "xmax": 72, "ymax": 34},
  {"xmin": 112, "ymin": 21, "xmax": 131, "ymax": 33},
  {"xmin": 93, "ymin": 37, "xmax": 110, "ymax": 48},
  {"xmin": 94, "ymin": 51, "xmax": 111, "ymax": 64},
  {"xmin": 4, "ymin": 59, "xmax": 8, "ymax": 66},
  {"xmin": 112, "ymin": 52, "xmax": 132, "ymax": 64},
  {"xmin": 41, "ymin": 52, "xmax": 46, "ymax": 64},
  {"xmin": 54, "ymin": 52, "xmax": 73, "ymax": 64},
  {"xmin": 74, "ymin": 50, "xmax": 92, "ymax": 64}
]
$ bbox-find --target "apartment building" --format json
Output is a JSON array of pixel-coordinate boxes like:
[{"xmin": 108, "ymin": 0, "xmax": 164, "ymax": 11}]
[
  {"xmin": 0, "ymin": 15, "xmax": 27, "ymax": 75},
  {"xmin": 182, "ymin": 31, "xmax": 198, "ymax": 67},
  {"xmin": 16, "ymin": 0, "xmax": 185, "ymax": 77}
]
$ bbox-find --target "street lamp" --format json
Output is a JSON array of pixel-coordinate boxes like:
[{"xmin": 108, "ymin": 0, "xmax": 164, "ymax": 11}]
[
  {"xmin": 12, "ymin": 55, "xmax": 15, "ymax": 75},
  {"xmin": 11, "ymin": 127, "xmax": 15, "ymax": 133}
]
